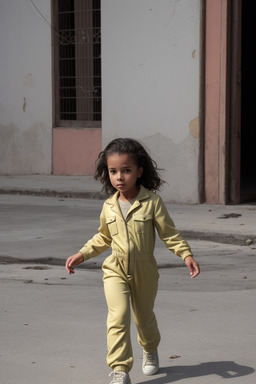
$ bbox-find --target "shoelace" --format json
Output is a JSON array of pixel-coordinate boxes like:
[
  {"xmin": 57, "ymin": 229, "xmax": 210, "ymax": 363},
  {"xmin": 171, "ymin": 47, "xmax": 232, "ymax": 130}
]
[
  {"xmin": 144, "ymin": 351, "xmax": 157, "ymax": 366},
  {"xmin": 109, "ymin": 371, "xmax": 126, "ymax": 383}
]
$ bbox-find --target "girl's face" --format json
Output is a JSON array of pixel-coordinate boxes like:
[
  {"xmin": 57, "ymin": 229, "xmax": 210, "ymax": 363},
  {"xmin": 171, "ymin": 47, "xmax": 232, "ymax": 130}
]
[{"xmin": 107, "ymin": 153, "xmax": 143, "ymax": 201}]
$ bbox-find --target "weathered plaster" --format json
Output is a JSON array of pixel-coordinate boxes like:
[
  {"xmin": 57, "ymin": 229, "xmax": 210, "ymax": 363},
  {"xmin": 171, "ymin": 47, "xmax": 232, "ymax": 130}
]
[
  {"xmin": 24, "ymin": 73, "xmax": 35, "ymax": 87},
  {"xmin": 0, "ymin": 123, "xmax": 51, "ymax": 174},
  {"xmin": 142, "ymin": 132, "xmax": 199, "ymax": 203},
  {"xmin": 22, "ymin": 98, "xmax": 27, "ymax": 112},
  {"xmin": 189, "ymin": 117, "xmax": 200, "ymax": 139},
  {"xmin": 0, "ymin": 0, "xmax": 52, "ymax": 175}
]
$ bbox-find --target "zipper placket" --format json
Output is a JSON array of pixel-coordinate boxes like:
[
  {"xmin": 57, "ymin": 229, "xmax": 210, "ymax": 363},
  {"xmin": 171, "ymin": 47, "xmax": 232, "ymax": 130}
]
[{"xmin": 124, "ymin": 219, "xmax": 132, "ymax": 278}]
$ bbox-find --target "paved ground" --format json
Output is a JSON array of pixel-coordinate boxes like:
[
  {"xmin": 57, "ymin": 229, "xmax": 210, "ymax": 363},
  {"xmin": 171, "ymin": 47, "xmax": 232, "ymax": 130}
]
[
  {"xmin": 0, "ymin": 174, "xmax": 255, "ymax": 244},
  {"xmin": 0, "ymin": 191, "xmax": 256, "ymax": 383},
  {"xmin": 1, "ymin": 255, "xmax": 255, "ymax": 384}
]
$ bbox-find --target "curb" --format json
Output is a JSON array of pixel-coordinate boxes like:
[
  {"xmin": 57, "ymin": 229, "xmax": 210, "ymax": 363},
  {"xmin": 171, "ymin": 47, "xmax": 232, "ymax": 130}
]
[
  {"xmin": 0, "ymin": 189, "xmax": 106, "ymax": 199},
  {"xmin": 180, "ymin": 230, "xmax": 255, "ymax": 246},
  {"xmin": 0, "ymin": 256, "xmax": 186, "ymax": 270},
  {"xmin": 1, "ymin": 190, "xmax": 254, "ymax": 248}
]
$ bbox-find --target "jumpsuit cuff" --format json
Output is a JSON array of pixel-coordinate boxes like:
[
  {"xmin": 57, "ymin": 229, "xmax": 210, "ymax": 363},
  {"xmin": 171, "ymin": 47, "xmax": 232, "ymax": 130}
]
[
  {"xmin": 78, "ymin": 246, "xmax": 91, "ymax": 262},
  {"xmin": 181, "ymin": 252, "xmax": 193, "ymax": 261},
  {"xmin": 113, "ymin": 366, "xmax": 130, "ymax": 374}
]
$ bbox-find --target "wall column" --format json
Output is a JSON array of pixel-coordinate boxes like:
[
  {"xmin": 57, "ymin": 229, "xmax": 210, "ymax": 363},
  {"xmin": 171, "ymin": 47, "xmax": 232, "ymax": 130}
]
[{"xmin": 204, "ymin": 0, "xmax": 228, "ymax": 203}]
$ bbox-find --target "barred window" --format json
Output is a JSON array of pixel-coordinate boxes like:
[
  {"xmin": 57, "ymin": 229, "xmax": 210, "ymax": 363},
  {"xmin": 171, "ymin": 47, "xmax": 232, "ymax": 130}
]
[{"xmin": 53, "ymin": 0, "xmax": 101, "ymax": 127}]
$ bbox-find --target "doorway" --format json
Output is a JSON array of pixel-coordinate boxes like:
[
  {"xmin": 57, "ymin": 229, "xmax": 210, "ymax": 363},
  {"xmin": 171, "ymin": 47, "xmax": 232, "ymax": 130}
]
[
  {"xmin": 240, "ymin": 0, "xmax": 256, "ymax": 202},
  {"xmin": 229, "ymin": 0, "xmax": 256, "ymax": 204}
]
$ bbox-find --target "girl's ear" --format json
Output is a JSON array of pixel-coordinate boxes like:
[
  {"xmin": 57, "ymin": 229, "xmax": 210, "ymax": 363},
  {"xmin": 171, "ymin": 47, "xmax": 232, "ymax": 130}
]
[{"xmin": 138, "ymin": 167, "xmax": 143, "ymax": 178}]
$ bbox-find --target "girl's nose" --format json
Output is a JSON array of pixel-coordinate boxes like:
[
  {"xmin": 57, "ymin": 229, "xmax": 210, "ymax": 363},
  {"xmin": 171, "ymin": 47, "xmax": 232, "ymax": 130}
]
[{"xmin": 117, "ymin": 172, "xmax": 123, "ymax": 180}]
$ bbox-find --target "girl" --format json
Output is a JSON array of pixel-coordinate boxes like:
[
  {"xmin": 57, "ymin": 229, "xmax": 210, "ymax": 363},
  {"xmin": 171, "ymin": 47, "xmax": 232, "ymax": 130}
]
[{"xmin": 65, "ymin": 138, "xmax": 200, "ymax": 384}]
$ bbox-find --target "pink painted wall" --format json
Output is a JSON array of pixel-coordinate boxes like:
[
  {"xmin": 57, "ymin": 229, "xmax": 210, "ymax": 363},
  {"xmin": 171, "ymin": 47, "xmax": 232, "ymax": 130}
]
[
  {"xmin": 205, "ymin": 0, "xmax": 228, "ymax": 204},
  {"xmin": 204, "ymin": 0, "xmax": 221, "ymax": 203},
  {"xmin": 52, "ymin": 128, "xmax": 101, "ymax": 175}
]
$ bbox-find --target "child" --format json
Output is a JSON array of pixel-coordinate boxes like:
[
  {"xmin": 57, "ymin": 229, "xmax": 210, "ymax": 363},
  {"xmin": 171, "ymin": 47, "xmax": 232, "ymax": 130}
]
[{"xmin": 65, "ymin": 138, "xmax": 200, "ymax": 384}]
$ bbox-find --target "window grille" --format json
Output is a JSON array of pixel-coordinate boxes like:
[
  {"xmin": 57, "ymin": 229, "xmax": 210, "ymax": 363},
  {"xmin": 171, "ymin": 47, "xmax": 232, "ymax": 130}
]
[{"xmin": 53, "ymin": 0, "xmax": 101, "ymax": 127}]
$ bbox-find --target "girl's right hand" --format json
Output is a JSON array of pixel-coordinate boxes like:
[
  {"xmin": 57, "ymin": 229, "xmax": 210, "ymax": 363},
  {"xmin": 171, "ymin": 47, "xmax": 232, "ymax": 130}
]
[{"xmin": 65, "ymin": 252, "xmax": 84, "ymax": 274}]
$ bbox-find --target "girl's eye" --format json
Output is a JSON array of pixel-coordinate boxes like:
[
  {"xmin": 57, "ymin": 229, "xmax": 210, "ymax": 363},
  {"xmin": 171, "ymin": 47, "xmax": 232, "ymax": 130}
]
[
  {"xmin": 109, "ymin": 170, "xmax": 116, "ymax": 174},
  {"xmin": 124, "ymin": 169, "xmax": 131, "ymax": 173}
]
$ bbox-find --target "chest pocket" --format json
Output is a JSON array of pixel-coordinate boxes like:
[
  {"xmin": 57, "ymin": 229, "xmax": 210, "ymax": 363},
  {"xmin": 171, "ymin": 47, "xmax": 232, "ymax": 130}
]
[
  {"xmin": 106, "ymin": 216, "xmax": 118, "ymax": 236},
  {"xmin": 133, "ymin": 214, "xmax": 152, "ymax": 233}
]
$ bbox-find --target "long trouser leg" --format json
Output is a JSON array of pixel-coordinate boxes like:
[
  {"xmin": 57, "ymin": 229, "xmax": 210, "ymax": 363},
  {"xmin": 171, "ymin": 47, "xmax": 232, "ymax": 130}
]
[
  {"xmin": 130, "ymin": 261, "xmax": 160, "ymax": 353},
  {"xmin": 103, "ymin": 274, "xmax": 133, "ymax": 373}
]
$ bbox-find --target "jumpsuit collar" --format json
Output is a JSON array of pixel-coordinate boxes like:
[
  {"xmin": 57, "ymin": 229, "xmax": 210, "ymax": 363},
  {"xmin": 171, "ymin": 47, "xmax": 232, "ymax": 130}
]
[{"xmin": 106, "ymin": 185, "xmax": 151, "ymax": 217}]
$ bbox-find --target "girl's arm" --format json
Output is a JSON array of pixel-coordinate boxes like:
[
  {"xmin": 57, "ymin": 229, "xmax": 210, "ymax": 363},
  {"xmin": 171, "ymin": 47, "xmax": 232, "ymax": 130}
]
[
  {"xmin": 79, "ymin": 206, "xmax": 112, "ymax": 261},
  {"xmin": 153, "ymin": 196, "xmax": 193, "ymax": 259},
  {"xmin": 154, "ymin": 196, "xmax": 200, "ymax": 277},
  {"xmin": 65, "ymin": 203, "xmax": 112, "ymax": 274}
]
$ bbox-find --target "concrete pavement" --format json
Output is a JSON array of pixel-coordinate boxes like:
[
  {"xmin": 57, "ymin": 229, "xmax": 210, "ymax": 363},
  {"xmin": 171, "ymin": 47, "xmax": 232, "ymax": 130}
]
[
  {"xmin": 0, "ymin": 176, "xmax": 256, "ymax": 383},
  {"xmin": 0, "ymin": 174, "xmax": 255, "ymax": 247},
  {"xmin": 1, "ymin": 248, "xmax": 256, "ymax": 384},
  {"xmin": 0, "ymin": 174, "xmax": 105, "ymax": 199}
]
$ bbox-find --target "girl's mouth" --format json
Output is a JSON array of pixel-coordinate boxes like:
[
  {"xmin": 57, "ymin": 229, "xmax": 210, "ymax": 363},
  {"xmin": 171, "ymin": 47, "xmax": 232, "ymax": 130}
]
[{"xmin": 117, "ymin": 184, "xmax": 125, "ymax": 188}]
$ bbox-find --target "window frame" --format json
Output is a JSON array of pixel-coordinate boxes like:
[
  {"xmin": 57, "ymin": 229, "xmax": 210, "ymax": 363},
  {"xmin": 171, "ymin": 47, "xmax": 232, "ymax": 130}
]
[{"xmin": 52, "ymin": 0, "xmax": 101, "ymax": 129}]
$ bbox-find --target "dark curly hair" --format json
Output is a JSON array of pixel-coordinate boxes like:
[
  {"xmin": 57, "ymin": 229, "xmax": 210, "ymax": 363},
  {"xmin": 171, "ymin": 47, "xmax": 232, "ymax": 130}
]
[{"xmin": 95, "ymin": 138, "xmax": 165, "ymax": 195}]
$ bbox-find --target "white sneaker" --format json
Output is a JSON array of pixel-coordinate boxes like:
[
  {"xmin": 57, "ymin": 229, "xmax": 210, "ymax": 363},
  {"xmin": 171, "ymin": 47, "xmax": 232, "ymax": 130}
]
[
  {"xmin": 142, "ymin": 349, "xmax": 159, "ymax": 375},
  {"xmin": 109, "ymin": 371, "xmax": 131, "ymax": 384}
]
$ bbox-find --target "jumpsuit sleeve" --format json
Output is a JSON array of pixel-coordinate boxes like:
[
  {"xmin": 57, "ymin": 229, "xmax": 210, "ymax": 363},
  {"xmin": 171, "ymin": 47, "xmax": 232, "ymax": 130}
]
[
  {"xmin": 79, "ymin": 204, "xmax": 112, "ymax": 261},
  {"xmin": 153, "ymin": 196, "xmax": 193, "ymax": 260}
]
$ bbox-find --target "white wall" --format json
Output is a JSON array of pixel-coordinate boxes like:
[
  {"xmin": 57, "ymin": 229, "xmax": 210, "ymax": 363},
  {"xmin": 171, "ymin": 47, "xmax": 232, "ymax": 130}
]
[
  {"xmin": 0, "ymin": 0, "xmax": 52, "ymax": 174},
  {"xmin": 102, "ymin": 0, "xmax": 201, "ymax": 203},
  {"xmin": 0, "ymin": 0, "xmax": 201, "ymax": 202}
]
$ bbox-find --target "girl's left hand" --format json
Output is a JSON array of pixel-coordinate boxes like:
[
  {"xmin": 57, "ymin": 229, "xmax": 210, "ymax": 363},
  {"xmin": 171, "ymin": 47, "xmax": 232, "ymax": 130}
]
[
  {"xmin": 184, "ymin": 256, "xmax": 200, "ymax": 278},
  {"xmin": 65, "ymin": 252, "xmax": 84, "ymax": 275}
]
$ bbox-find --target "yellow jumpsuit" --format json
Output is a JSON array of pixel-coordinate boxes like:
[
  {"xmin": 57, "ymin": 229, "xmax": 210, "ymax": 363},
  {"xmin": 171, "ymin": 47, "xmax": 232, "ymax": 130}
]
[{"xmin": 79, "ymin": 186, "xmax": 193, "ymax": 373}]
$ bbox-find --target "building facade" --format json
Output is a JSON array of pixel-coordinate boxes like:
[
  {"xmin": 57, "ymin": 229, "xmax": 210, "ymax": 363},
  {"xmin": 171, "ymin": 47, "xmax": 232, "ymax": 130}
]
[{"xmin": 0, "ymin": 0, "xmax": 255, "ymax": 203}]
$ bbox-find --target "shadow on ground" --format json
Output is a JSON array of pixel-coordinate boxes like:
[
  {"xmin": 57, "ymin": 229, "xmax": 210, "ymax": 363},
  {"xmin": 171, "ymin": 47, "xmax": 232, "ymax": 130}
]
[{"xmin": 137, "ymin": 361, "xmax": 255, "ymax": 383}]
